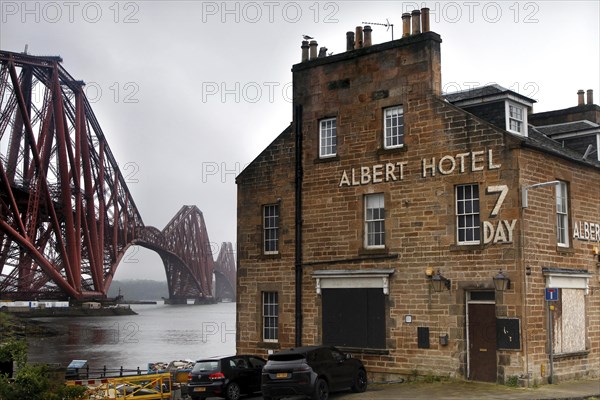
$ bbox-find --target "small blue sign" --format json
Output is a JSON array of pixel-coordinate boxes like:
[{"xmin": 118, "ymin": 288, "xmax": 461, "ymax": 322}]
[{"xmin": 545, "ymin": 288, "xmax": 559, "ymax": 301}]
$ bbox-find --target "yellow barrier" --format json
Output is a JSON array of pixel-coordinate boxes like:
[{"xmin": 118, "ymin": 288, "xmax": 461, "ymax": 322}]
[{"xmin": 67, "ymin": 372, "xmax": 172, "ymax": 400}]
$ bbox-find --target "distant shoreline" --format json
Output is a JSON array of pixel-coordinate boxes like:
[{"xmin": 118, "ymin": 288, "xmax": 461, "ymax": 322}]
[{"xmin": 3, "ymin": 306, "xmax": 138, "ymax": 318}]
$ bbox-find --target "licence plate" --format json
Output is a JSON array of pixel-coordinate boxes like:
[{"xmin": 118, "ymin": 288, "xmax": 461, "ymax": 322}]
[
  {"xmin": 194, "ymin": 387, "xmax": 206, "ymax": 392},
  {"xmin": 276, "ymin": 373, "xmax": 289, "ymax": 379}
]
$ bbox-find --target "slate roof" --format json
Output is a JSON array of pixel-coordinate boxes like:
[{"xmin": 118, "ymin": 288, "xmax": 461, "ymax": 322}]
[
  {"xmin": 444, "ymin": 84, "xmax": 536, "ymax": 104},
  {"xmin": 535, "ymin": 120, "xmax": 600, "ymax": 136},
  {"xmin": 523, "ymin": 125, "xmax": 600, "ymax": 168},
  {"xmin": 443, "ymin": 85, "xmax": 598, "ymax": 169}
]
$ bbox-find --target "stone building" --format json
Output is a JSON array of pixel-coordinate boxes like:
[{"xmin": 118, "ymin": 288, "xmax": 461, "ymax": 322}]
[{"xmin": 236, "ymin": 9, "xmax": 600, "ymax": 385}]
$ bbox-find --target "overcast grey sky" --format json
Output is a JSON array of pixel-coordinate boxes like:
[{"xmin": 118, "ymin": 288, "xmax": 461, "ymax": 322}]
[{"xmin": 1, "ymin": 1, "xmax": 598, "ymax": 281}]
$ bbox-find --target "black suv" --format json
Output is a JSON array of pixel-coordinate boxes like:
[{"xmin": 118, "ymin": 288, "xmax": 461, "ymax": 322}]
[
  {"xmin": 187, "ymin": 355, "xmax": 266, "ymax": 400},
  {"xmin": 261, "ymin": 345, "xmax": 368, "ymax": 400}
]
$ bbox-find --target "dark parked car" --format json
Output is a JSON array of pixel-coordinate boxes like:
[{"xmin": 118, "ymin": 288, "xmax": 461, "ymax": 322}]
[
  {"xmin": 187, "ymin": 355, "xmax": 266, "ymax": 400},
  {"xmin": 261, "ymin": 345, "xmax": 368, "ymax": 400}
]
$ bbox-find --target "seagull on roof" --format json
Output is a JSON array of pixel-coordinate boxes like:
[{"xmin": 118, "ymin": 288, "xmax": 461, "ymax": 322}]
[{"xmin": 302, "ymin": 35, "xmax": 314, "ymax": 40}]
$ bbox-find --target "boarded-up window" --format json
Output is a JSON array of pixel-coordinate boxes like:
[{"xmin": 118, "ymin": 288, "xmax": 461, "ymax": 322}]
[
  {"xmin": 322, "ymin": 288, "xmax": 385, "ymax": 349},
  {"xmin": 553, "ymin": 288, "xmax": 586, "ymax": 354}
]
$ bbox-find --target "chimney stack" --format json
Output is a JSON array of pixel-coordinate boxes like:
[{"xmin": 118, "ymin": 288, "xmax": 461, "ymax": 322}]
[
  {"xmin": 578, "ymin": 89, "xmax": 585, "ymax": 106},
  {"xmin": 309, "ymin": 40, "xmax": 318, "ymax": 60},
  {"xmin": 587, "ymin": 89, "xmax": 594, "ymax": 105},
  {"xmin": 346, "ymin": 31, "xmax": 355, "ymax": 51},
  {"xmin": 355, "ymin": 26, "xmax": 363, "ymax": 49},
  {"xmin": 421, "ymin": 8, "xmax": 430, "ymax": 32},
  {"xmin": 402, "ymin": 13, "xmax": 411, "ymax": 37},
  {"xmin": 411, "ymin": 9, "xmax": 421, "ymax": 35},
  {"xmin": 301, "ymin": 40, "xmax": 309, "ymax": 62},
  {"xmin": 363, "ymin": 25, "xmax": 372, "ymax": 47}
]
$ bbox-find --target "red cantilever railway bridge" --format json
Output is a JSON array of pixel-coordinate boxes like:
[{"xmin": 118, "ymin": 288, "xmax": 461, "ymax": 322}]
[{"xmin": 0, "ymin": 50, "xmax": 235, "ymax": 302}]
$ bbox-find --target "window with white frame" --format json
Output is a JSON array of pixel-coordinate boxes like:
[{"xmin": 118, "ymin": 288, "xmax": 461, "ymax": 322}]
[
  {"xmin": 319, "ymin": 118, "xmax": 337, "ymax": 158},
  {"xmin": 456, "ymin": 184, "xmax": 481, "ymax": 244},
  {"xmin": 506, "ymin": 102, "xmax": 527, "ymax": 136},
  {"xmin": 262, "ymin": 291, "xmax": 279, "ymax": 342},
  {"xmin": 365, "ymin": 193, "xmax": 385, "ymax": 248},
  {"xmin": 556, "ymin": 181, "xmax": 569, "ymax": 247},
  {"xmin": 383, "ymin": 106, "xmax": 404, "ymax": 149},
  {"xmin": 263, "ymin": 204, "xmax": 279, "ymax": 254}
]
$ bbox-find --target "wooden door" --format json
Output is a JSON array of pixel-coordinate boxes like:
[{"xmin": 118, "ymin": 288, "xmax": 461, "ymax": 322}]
[{"xmin": 468, "ymin": 303, "xmax": 497, "ymax": 382}]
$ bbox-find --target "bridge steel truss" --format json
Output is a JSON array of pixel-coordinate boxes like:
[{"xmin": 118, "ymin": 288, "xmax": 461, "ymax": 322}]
[
  {"xmin": 0, "ymin": 50, "xmax": 222, "ymax": 301},
  {"xmin": 135, "ymin": 206, "xmax": 214, "ymax": 302},
  {"xmin": 214, "ymin": 241, "xmax": 236, "ymax": 301}
]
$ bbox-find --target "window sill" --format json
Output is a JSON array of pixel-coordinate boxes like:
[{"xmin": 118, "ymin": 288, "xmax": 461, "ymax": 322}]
[
  {"xmin": 556, "ymin": 246, "xmax": 575, "ymax": 255},
  {"xmin": 553, "ymin": 350, "xmax": 589, "ymax": 360},
  {"xmin": 314, "ymin": 155, "xmax": 339, "ymax": 164},
  {"xmin": 359, "ymin": 247, "xmax": 388, "ymax": 256},
  {"xmin": 506, "ymin": 129, "xmax": 527, "ymax": 137},
  {"xmin": 449, "ymin": 243, "xmax": 484, "ymax": 252},
  {"xmin": 260, "ymin": 253, "xmax": 281, "ymax": 260},
  {"xmin": 377, "ymin": 145, "xmax": 408, "ymax": 156},
  {"xmin": 258, "ymin": 341, "xmax": 281, "ymax": 350}
]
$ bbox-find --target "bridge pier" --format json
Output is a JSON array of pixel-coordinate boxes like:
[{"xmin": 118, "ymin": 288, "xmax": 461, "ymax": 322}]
[{"xmin": 163, "ymin": 297, "xmax": 217, "ymax": 305}]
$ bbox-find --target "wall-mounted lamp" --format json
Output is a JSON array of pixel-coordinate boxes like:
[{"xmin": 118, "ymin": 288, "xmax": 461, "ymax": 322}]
[
  {"xmin": 430, "ymin": 269, "xmax": 451, "ymax": 292},
  {"xmin": 594, "ymin": 246, "xmax": 600, "ymax": 264},
  {"xmin": 493, "ymin": 269, "xmax": 511, "ymax": 291},
  {"xmin": 425, "ymin": 266, "xmax": 434, "ymax": 278}
]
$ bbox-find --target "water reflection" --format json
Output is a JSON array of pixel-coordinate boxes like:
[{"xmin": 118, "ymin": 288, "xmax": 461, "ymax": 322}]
[{"xmin": 27, "ymin": 302, "xmax": 236, "ymax": 371}]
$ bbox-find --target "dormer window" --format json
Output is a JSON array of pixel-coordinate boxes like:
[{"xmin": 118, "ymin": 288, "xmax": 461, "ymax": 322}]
[
  {"xmin": 443, "ymin": 85, "xmax": 535, "ymax": 138},
  {"xmin": 506, "ymin": 101, "xmax": 528, "ymax": 136},
  {"xmin": 508, "ymin": 104, "xmax": 523, "ymax": 132}
]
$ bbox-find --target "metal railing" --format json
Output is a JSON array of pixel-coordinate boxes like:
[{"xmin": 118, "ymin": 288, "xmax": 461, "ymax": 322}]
[{"xmin": 66, "ymin": 372, "xmax": 172, "ymax": 400}]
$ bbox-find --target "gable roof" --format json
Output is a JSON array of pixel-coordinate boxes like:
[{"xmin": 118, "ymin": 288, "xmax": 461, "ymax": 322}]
[{"xmin": 236, "ymin": 124, "xmax": 293, "ymax": 183}]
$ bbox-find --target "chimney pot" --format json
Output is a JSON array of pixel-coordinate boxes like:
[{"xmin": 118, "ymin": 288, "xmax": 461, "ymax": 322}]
[
  {"xmin": 411, "ymin": 9, "xmax": 421, "ymax": 35},
  {"xmin": 586, "ymin": 89, "xmax": 594, "ymax": 105},
  {"xmin": 309, "ymin": 40, "xmax": 318, "ymax": 60},
  {"xmin": 577, "ymin": 89, "xmax": 585, "ymax": 106},
  {"xmin": 363, "ymin": 25, "xmax": 372, "ymax": 47},
  {"xmin": 346, "ymin": 31, "xmax": 355, "ymax": 51},
  {"xmin": 355, "ymin": 26, "xmax": 363, "ymax": 49},
  {"xmin": 421, "ymin": 8, "xmax": 430, "ymax": 32},
  {"xmin": 402, "ymin": 13, "xmax": 411, "ymax": 37},
  {"xmin": 301, "ymin": 40, "xmax": 309, "ymax": 62}
]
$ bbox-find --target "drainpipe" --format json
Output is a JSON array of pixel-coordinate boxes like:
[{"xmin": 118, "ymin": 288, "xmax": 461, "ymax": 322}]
[{"xmin": 294, "ymin": 104, "xmax": 304, "ymax": 347}]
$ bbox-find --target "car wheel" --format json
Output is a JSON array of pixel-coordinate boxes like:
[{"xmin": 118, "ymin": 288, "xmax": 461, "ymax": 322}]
[
  {"xmin": 225, "ymin": 382, "xmax": 241, "ymax": 400},
  {"xmin": 312, "ymin": 378, "xmax": 329, "ymax": 400},
  {"xmin": 351, "ymin": 369, "xmax": 368, "ymax": 392}
]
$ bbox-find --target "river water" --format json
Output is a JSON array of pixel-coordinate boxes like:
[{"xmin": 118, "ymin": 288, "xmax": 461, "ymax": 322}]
[{"xmin": 26, "ymin": 302, "xmax": 236, "ymax": 374}]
